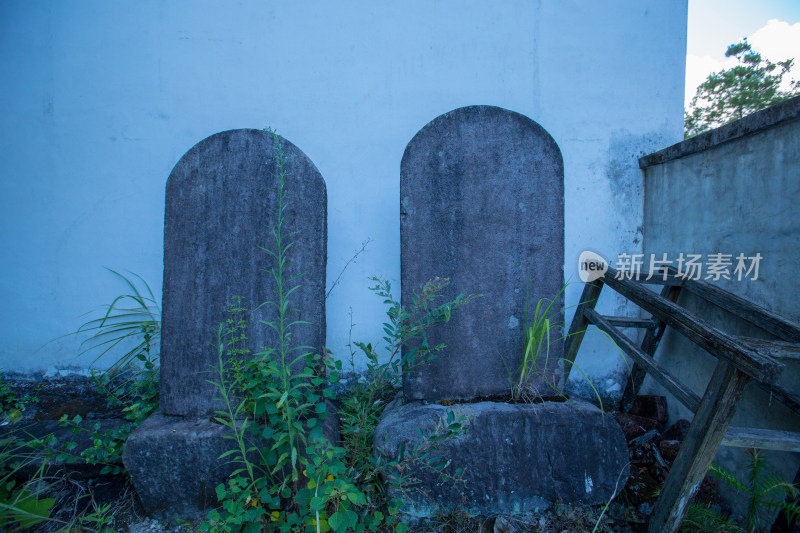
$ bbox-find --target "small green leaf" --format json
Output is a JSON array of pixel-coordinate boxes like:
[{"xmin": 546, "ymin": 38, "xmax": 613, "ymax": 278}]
[
  {"xmin": 277, "ymin": 391, "xmax": 288, "ymax": 408},
  {"xmin": 6, "ymin": 488, "xmax": 55, "ymax": 529},
  {"xmin": 329, "ymin": 509, "xmax": 358, "ymax": 532},
  {"xmin": 243, "ymin": 523, "xmax": 261, "ymax": 533},
  {"xmin": 310, "ymin": 495, "xmax": 326, "ymax": 511}
]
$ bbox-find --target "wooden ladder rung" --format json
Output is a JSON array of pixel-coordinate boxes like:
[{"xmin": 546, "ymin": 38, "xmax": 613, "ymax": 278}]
[
  {"xmin": 603, "ymin": 316, "xmax": 658, "ymax": 329},
  {"xmin": 664, "ymin": 266, "xmax": 800, "ymax": 343},
  {"xmin": 604, "ymin": 266, "xmax": 782, "ymax": 384},
  {"xmin": 584, "ymin": 308, "xmax": 701, "ymax": 412},
  {"xmin": 735, "ymin": 337, "xmax": 800, "ymax": 360},
  {"xmin": 723, "ymin": 427, "xmax": 800, "ymax": 453}
]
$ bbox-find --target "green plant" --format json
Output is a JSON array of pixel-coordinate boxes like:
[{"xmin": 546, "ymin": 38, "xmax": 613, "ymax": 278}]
[
  {"xmin": 2, "ymin": 234, "xmax": 160, "ymax": 532},
  {"xmin": 62, "ymin": 269, "xmax": 161, "ymax": 376},
  {"xmin": 508, "ymin": 282, "xmax": 567, "ymax": 402},
  {"xmin": 42, "ymin": 268, "xmax": 161, "ymax": 428},
  {"xmin": 339, "ymin": 310, "xmax": 392, "ymax": 473},
  {"xmin": 685, "ymin": 39, "xmax": 799, "ymax": 138},
  {"xmin": 61, "ymin": 494, "xmax": 117, "ymax": 533},
  {"xmin": 0, "ymin": 380, "xmax": 52, "ymax": 529},
  {"xmin": 0, "ymin": 436, "xmax": 118, "ymax": 531},
  {"xmin": 25, "ymin": 351, "xmax": 160, "ymax": 476},
  {"xmin": 50, "ymin": 413, "xmax": 137, "ymax": 476},
  {"xmin": 349, "ymin": 276, "xmax": 476, "ymax": 458},
  {"xmin": 203, "ymin": 130, "xmax": 377, "ymax": 532},
  {"xmin": 5, "ymin": 371, "xmax": 160, "ymax": 487},
  {"xmin": 502, "ymin": 283, "xmax": 605, "ymax": 409},
  {"xmin": 30, "ymin": 270, "xmax": 162, "ymax": 476},
  {"xmin": 203, "ymin": 129, "xmax": 472, "ymax": 533},
  {"xmin": 708, "ymin": 448, "xmax": 800, "ymax": 532},
  {"xmin": 0, "ymin": 375, "xmax": 130, "ymax": 530},
  {"xmin": 0, "ymin": 437, "xmax": 55, "ymax": 530},
  {"xmin": 681, "ymin": 502, "xmax": 744, "ymax": 533},
  {"xmin": 339, "ymin": 277, "xmax": 474, "ymax": 506},
  {"xmin": 0, "ymin": 376, "xmax": 31, "ymax": 425}
]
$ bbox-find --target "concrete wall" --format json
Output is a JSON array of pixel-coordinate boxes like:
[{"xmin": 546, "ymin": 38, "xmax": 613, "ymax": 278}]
[
  {"xmin": 640, "ymin": 96, "xmax": 800, "ymax": 521},
  {"xmin": 0, "ymin": 1, "xmax": 686, "ymax": 385}
]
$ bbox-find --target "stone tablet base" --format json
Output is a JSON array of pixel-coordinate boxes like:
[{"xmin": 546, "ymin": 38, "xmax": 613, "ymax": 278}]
[
  {"xmin": 373, "ymin": 398, "xmax": 628, "ymax": 517},
  {"xmin": 124, "ymin": 406, "xmax": 340, "ymax": 519},
  {"xmin": 122, "ymin": 414, "xmax": 238, "ymax": 519}
]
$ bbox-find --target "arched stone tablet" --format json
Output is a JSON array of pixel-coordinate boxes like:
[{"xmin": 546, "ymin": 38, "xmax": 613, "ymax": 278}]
[
  {"xmin": 161, "ymin": 129, "xmax": 327, "ymax": 416},
  {"xmin": 401, "ymin": 106, "xmax": 564, "ymax": 402}
]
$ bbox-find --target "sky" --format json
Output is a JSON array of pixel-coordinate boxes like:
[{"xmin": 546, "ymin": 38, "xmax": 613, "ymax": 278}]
[{"xmin": 686, "ymin": 0, "xmax": 800, "ymax": 106}]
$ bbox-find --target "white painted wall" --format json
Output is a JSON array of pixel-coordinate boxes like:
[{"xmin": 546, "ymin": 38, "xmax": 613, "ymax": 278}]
[{"xmin": 0, "ymin": 1, "xmax": 687, "ymax": 388}]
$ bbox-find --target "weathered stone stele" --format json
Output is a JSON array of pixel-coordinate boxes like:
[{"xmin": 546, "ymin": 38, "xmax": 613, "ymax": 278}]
[
  {"xmin": 124, "ymin": 129, "xmax": 329, "ymax": 519},
  {"xmin": 378, "ymin": 107, "xmax": 629, "ymax": 518},
  {"xmin": 401, "ymin": 105, "xmax": 564, "ymax": 402},
  {"xmin": 160, "ymin": 128, "xmax": 327, "ymax": 416}
]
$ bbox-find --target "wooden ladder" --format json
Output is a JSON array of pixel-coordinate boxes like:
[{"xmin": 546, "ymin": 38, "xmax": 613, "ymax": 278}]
[{"xmin": 563, "ymin": 266, "xmax": 800, "ymax": 533}]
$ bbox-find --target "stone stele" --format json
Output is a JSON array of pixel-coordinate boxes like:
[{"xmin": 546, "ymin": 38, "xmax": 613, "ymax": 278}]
[
  {"xmin": 124, "ymin": 129, "xmax": 329, "ymax": 519},
  {"xmin": 160, "ymin": 128, "xmax": 327, "ymax": 416},
  {"xmin": 401, "ymin": 105, "xmax": 565, "ymax": 402}
]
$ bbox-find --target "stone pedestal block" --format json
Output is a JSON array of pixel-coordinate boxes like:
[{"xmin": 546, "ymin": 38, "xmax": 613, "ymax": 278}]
[
  {"xmin": 122, "ymin": 414, "xmax": 237, "ymax": 519},
  {"xmin": 124, "ymin": 405, "xmax": 340, "ymax": 519},
  {"xmin": 374, "ymin": 398, "xmax": 628, "ymax": 517}
]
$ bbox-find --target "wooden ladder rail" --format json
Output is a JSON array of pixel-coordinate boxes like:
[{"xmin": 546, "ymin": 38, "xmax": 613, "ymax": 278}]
[
  {"xmin": 620, "ymin": 281, "xmax": 683, "ymax": 411},
  {"xmin": 562, "ymin": 267, "xmax": 800, "ymax": 533},
  {"xmin": 666, "ymin": 265, "xmax": 800, "ymax": 417}
]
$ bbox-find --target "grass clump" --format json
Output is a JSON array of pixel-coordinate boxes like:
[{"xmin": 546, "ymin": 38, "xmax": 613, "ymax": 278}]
[{"xmin": 503, "ymin": 282, "xmax": 607, "ymax": 411}]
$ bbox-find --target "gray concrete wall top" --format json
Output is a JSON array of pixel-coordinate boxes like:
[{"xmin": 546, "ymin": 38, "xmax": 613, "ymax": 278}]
[{"xmin": 639, "ymin": 95, "xmax": 800, "ymax": 169}]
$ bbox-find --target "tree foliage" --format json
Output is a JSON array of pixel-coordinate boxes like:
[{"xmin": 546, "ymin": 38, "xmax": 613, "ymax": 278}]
[{"xmin": 685, "ymin": 39, "xmax": 800, "ymax": 138}]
